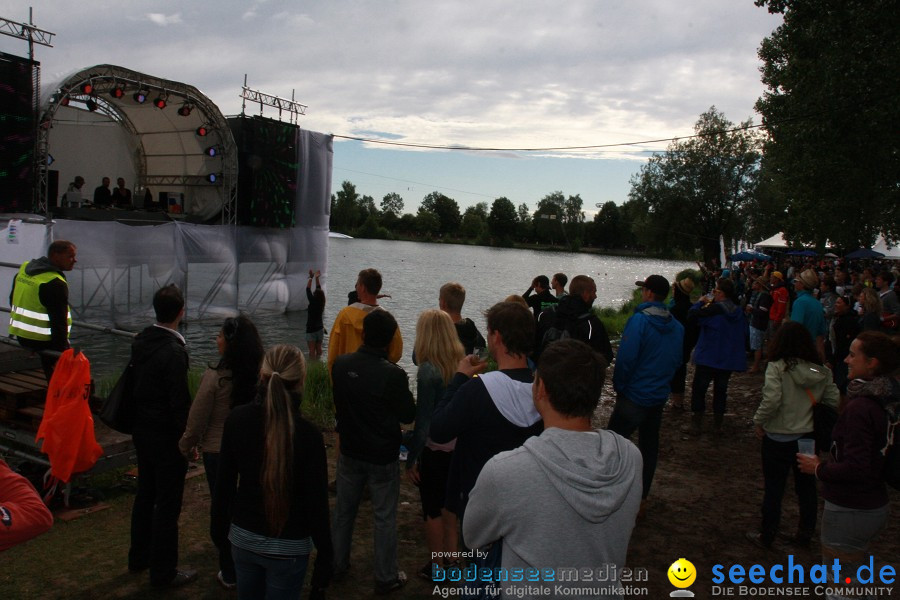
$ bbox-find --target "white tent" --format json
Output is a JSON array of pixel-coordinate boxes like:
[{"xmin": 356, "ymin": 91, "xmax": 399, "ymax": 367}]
[
  {"xmin": 873, "ymin": 234, "xmax": 900, "ymax": 259},
  {"xmin": 753, "ymin": 232, "xmax": 789, "ymax": 249}
]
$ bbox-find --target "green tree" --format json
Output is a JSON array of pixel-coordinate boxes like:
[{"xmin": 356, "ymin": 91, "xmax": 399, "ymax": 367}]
[
  {"xmin": 397, "ymin": 213, "xmax": 417, "ymax": 235},
  {"xmin": 487, "ymin": 197, "xmax": 517, "ymax": 243},
  {"xmin": 358, "ymin": 195, "xmax": 378, "ymax": 222},
  {"xmin": 380, "ymin": 192, "xmax": 404, "ymax": 218},
  {"xmin": 416, "ymin": 207, "xmax": 440, "ymax": 237},
  {"xmin": 755, "ymin": 0, "xmax": 900, "ymax": 248},
  {"xmin": 420, "ymin": 192, "xmax": 462, "ymax": 236},
  {"xmin": 628, "ymin": 107, "xmax": 762, "ymax": 262},
  {"xmin": 460, "ymin": 208, "xmax": 486, "ymax": 239},
  {"xmin": 516, "ymin": 202, "xmax": 533, "ymax": 243},
  {"xmin": 533, "ymin": 192, "xmax": 566, "ymax": 245},
  {"xmin": 591, "ymin": 201, "xmax": 622, "ymax": 249},
  {"xmin": 331, "ymin": 180, "xmax": 361, "ymax": 233},
  {"xmin": 618, "ymin": 199, "xmax": 642, "ymax": 250},
  {"xmin": 562, "ymin": 194, "xmax": 585, "ymax": 249}
]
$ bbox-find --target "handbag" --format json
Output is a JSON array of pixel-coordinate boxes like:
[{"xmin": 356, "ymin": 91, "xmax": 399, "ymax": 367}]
[
  {"xmin": 806, "ymin": 388, "xmax": 837, "ymax": 454},
  {"xmin": 99, "ymin": 362, "xmax": 136, "ymax": 434}
]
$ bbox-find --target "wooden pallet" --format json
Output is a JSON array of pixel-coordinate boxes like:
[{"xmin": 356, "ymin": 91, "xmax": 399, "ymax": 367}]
[{"xmin": 0, "ymin": 368, "xmax": 48, "ymax": 431}]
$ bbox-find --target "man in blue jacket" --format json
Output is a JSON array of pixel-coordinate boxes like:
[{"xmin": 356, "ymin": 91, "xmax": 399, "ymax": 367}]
[{"xmin": 608, "ymin": 274, "xmax": 683, "ymax": 513}]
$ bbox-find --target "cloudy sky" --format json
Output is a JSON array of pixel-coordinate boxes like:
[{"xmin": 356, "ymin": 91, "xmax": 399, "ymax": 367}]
[{"xmin": 0, "ymin": 1, "xmax": 782, "ymax": 215}]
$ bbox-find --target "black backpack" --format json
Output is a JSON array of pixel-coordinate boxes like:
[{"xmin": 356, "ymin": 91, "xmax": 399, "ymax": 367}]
[{"xmin": 538, "ymin": 306, "xmax": 590, "ymax": 354}]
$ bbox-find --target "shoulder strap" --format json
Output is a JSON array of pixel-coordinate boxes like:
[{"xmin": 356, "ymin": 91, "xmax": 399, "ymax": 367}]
[{"xmin": 804, "ymin": 388, "xmax": 817, "ymax": 406}]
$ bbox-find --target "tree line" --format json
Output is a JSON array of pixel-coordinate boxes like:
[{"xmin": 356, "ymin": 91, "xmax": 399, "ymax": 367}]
[{"xmin": 330, "ymin": 183, "xmax": 645, "ymax": 252}]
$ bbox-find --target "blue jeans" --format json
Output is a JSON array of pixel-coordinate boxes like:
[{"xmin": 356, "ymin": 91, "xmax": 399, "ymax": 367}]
[
  {"xmin": 331, "ymin": 454, "xmax": 400, "ymax": 584},
  {"xmin": 607, "ymin": 397, "xmax": 662, "ymax": 499},
  {"xmin": 691, "ymin": 364, "xmax": 732, "ymax": 414},
  {"xmin": 231, "ymin": 545, "xmax": 309, "ymax": 600}
]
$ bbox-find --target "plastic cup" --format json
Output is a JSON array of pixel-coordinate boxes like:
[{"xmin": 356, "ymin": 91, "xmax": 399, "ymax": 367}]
[{"xmin": 797, "ymin": 439, "xmax": 815, "ymax": 456}]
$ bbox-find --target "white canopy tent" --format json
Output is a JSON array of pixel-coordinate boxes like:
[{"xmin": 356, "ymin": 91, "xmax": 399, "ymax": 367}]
[
  {"xmin": 873, "ymin": 234, "xmax": 900, "ymax": 259},
  {"xmin": 753, "ymin": 232, "xmax": 790, "ymax": 249}
]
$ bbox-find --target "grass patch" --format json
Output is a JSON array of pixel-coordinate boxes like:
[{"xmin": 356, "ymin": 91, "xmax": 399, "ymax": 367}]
[
  {"xmin": 596, "ymin": 289, "xmax": 644, "ymax": 337},
  {"xmin": 302, "ymin": 360, "xmax": 334, "ymax": 429}
]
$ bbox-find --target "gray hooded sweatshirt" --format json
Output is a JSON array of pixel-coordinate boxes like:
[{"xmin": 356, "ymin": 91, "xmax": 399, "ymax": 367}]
[{"xmin": 463, "ymin": 427, "xmax": 643, "ymax": 599}]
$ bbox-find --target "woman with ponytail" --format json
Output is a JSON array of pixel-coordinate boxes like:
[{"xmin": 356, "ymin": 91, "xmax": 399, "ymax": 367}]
[{"xmin": 212, "ymin": 345, "xmax": 332, "ymax": 600}]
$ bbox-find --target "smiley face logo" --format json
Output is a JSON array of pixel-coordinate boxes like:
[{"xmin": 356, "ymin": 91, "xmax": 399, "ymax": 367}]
[{"xmin": 668, "ymin": 558, "xmax": 696, "ymax": 588}]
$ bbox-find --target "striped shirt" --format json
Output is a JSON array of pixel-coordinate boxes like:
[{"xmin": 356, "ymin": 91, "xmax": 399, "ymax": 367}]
[{"xmin": 229, "ymin": 523, "xmax": 312, "ymax": 557}]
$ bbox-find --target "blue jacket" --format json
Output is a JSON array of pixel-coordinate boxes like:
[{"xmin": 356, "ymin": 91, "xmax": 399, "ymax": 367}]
[
  {"xmin": 689, "ymin": 300, "xmax": 747, "ymax": 372},
  {"xmin": 613, "ymin": 302, "xmax": 684, "ymax": 406}
]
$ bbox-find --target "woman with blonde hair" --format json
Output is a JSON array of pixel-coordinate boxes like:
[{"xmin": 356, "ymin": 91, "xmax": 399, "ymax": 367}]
[
  {"xmin": 406, "ymin": 309, "xmax": 465, "ymax": 582},
  {"xmin": 858, "ymin": 287, "xmax": 883, "ymax": 331},
  {"xmin": 212, "ymin": 345, "xmax": 332, "ymax": 600}
]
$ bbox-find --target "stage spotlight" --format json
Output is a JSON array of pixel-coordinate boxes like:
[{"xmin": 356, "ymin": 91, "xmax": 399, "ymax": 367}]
[
  {"xmin": 154, "ymin": 97, "xmax": 167, "ymax": 109},
  {"xmin": 177, "ymin": 104, "xmax": 192, "ymax": 117},
  {"xmin": 205, "ymin": 146, "xmax": 220, "ymax": 157},
  {"xmin": 60, "ymin": 96, "xmax": 70, "ymax": 107},
  {"xmin": 196, "ymin": 125, "xmax": 209, "ymax": 136},
  {"xmin": 110, "ymin": 86, "xmax": 125, "ymax": 99},
  {"xmin": 133, "ymin": 90, "xmax": 147, "ymax": 104},
  {"xmin": 86, "ymin": 99, "xmax": 98, "ymax": 112},
  {"xmin": 207, "ymin": 173, "xmax": 221, "ymax": 183},
  {"xmin": 80, "ymin": 82, "xmax": 93, "ymax": 95}
]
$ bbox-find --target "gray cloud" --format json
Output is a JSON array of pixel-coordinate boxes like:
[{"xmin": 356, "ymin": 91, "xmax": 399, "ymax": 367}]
[{"xmin": 6, "ymin": 0, "xmax": 781, "ymax": 161}]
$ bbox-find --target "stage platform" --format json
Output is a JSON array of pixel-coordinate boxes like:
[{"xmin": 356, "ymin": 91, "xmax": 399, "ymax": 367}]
[{"xmin": 50, "ymin": 206, "xmax": 192, "ymax": 224}]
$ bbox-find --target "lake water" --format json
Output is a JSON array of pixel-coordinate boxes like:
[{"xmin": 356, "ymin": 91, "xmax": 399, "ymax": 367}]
[{"xmin": 72, "ymin": 238, "xmax": 691, "ymax": 380}]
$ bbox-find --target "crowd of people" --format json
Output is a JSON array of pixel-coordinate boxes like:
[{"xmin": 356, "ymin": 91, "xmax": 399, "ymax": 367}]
[{"xmin": 4, "ymin": 244, "xmax": 899, "ymax": 600}]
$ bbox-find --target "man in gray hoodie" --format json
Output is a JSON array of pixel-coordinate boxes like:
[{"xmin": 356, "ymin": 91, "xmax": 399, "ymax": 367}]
[{"xmin": 463, "ymin": 339, "xmax": 642, "ymax": 600}]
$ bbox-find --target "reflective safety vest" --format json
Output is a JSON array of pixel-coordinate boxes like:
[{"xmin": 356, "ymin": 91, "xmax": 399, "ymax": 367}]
[{"xmin": 8, "ymin": 262, "xmax": 72, "ymax": 342}]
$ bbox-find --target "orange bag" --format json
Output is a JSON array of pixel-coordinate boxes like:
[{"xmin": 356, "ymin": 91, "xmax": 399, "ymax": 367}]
[{"xmin": 35, "ymin": 349, "xmax": 103, "ymax": 482}]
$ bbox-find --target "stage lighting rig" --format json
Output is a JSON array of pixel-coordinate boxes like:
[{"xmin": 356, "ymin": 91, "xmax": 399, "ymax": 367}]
[
  {"xmin": 154, "ymin": 95, "xmax": 167, "ymax": 109},
  {"xmin": 207, "ymin": 173, "xmax": 221, "ymax": 183},
  {"xmin": 196, "ymin": 125, "xmax": 210, "ymax": 136},
  {"xmin": 177, "ymin": 103, "xmax": 193, "ymax": 117},
  {"xmin": 133, "ymin": 89, "xmax": 148, "ymax": 104}
]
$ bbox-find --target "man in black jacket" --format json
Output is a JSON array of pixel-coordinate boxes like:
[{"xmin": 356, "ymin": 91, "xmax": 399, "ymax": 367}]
[
  {"xmin": 127, "ymin": 284, "xmax": 196, "ymax": 588},
  {"xmin": 522, "ymin": 275, "xmax": 558, "ymax": 320},
  {"xmin": 535, "ymin": 275, "xmax": 613, "ymax": 364},
  {"xmin": 331, "ymin": 310, "xmax": 415, "ymax": 594}
]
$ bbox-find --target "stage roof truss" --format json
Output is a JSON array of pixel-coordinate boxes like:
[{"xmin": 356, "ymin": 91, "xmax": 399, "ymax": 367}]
[
  {"xmin": 0, "ymin": 16, "xmax": 54, "ymax": 48},
  {"xmin": 38, "ymin": 64, "xmax": 238, "ymax": 223}
]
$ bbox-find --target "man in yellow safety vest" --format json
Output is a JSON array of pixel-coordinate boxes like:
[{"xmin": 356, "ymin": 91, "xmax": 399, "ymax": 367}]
[{"xmin": 8, "ymin": 240, "xmax": 77, "ymax": 379}]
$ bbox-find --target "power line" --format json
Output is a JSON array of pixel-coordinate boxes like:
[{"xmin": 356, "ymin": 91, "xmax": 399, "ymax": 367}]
[
  {"xmin": 333, "ymin": 167, "xmax": 497, "ymax": 199},
  {"xmin": 332, "ymin": 122, "xmax": 768, "ymax": 153}
]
